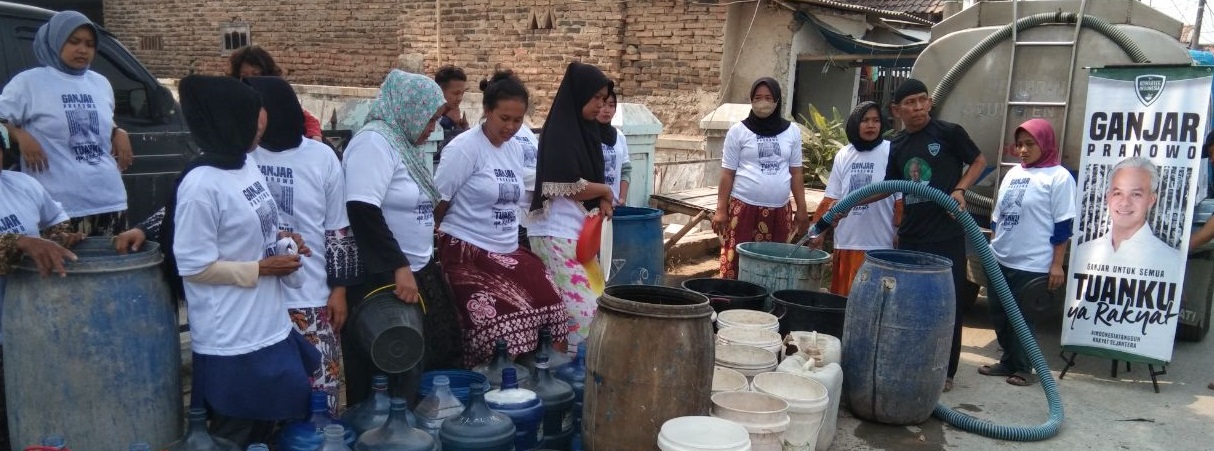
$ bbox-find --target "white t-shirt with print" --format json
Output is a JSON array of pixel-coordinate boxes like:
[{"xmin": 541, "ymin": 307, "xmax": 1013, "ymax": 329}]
[
  {"xmin": 174, "ymin": 158, "xmax": 291, "ymax": 356},
  {"xmin": 991, "ymin": 165, "xmax": 1077, "ymax": 273},
  {"xmin": 254, "ymin": 140, "xmax": 349, "ymax": 308},
  {"xmin": 825, "ymin": 141, "xmax": 898, "ymax": 250},
  {"xmin": 722, "ymin": 123, "xmax": 803, "ymax": 208},
  {"xmin": 602, "ymin": 131, "xmax": 629, "ymax": 199},
  {"xmin": 0, "ymin": 170, "xmax": 70, "ymax": 237},
  {"xmin": 435, "ymin": 124, "xmax": 527, "ymax": 253},
  {"xmin": 344, "ymin": 131, "xmax": 434, "ymax": 272},
  {"xmin": 515, "ymin": 127, "xmax": 540, "ymax": 228},
  {"xmin": 0, "ymin": 67, "xmax": 127, "ymax": 217}
]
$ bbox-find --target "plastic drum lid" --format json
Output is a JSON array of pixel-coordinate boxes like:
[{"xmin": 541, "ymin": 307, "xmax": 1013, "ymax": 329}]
[
  {"xmin": 659, "ymin": 416, "xmax": 751, "ymax": 450},
  {"xmin": 717, "ymin": 328, "xmax": 782, "ymax": 346},
  {"xmin": 750, "ymin": 372, "xmax": 828, "ymax": 408},
  {"xmin": 715, "ymin": 345, "xmax": 778, "ymax": 368},
  {"xmin": 712, "ymin": 367, "xmax": 750, "ymax": 392},
  {"xmin": 716, "ymin": 310, "xmax": 780, "ymax": 328}
]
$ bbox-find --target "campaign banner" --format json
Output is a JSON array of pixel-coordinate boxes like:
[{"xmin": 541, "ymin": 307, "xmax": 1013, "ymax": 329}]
[{"xmin": 1063, "ymin": 66, "xmax": 1212, "ymax": 363}]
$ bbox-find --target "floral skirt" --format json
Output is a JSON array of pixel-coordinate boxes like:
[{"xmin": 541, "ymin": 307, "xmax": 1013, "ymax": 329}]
[
  {"xmin": 437, "ymin": 233, "xmax": 569, "ymax": 367},
  {"xmin": 288, "ymin": 306, "xmax": 342, "ymax": 416},
  {"xmin": 719, "ymin": 197, "xmax": 794, "ymax": 279},
  {"xmin": 529, "ymin": 236, "xmax": 604, "ymax": 352}
]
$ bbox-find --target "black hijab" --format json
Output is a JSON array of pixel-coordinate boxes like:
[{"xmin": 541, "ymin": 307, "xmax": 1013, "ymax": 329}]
[
  {"xmin": 740, "ymin": 77, "xmax": 792, "ymax": 137},
  {"xmin": 243, "ymin": 76, "xmax": 304, "ymax": 152},
  {"xmin": 599, "ymin": 86, "xmax": 618, "ymax": 148},
  {"xmin": 531, "ymin": 62, "xmax": 613, "ymax": 213},
  {"xmin": 162, "ymin": 75, "xmax": 263, "ymax": 298},
  {"xmin": 845, "ymin": 101, "xmax": 887, "ymax": 151}
]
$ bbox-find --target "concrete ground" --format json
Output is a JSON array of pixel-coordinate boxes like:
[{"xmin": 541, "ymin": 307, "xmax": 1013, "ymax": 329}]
[{"xmin": 666, "ymin": 253, "xmax": 1214, "ymax": 451}]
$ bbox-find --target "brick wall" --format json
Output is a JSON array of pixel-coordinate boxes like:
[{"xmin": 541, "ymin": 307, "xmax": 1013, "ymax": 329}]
[{"xmin": 105, "ymin": 0, "xmax": 726, "ymax": 134}]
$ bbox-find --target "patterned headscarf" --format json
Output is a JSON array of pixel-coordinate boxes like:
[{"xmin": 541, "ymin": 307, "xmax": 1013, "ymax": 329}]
[
  {"xmin": 34, "ymin": 11, "xmax": 97, "ymax": 76},
  {"xmin": 360, "ymin": 69, "xmax": 446, "ymax": 202}
]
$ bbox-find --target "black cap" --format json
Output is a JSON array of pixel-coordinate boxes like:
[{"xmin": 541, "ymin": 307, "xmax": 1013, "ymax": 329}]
[{"xmin": 893, "ymin": 78, "xmax": 929, "ymax": 103}]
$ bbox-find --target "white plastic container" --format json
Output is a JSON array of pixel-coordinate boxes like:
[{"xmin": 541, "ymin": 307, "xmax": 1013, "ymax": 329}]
[
  {"xmin": 717, "ymin": 327, "xmax": 784, "ymax": 356},
  {"xmin": 715, "ymin": 345, "xmax": 778, "ymax": 380},
  {"xmin": 709, "ymin": 391, "xmax": 790, "ymax": 451},
  {"xmin": 716, "ymin": 309, "xmax": 780, "ymax": 333},
  {"xmin": 657, "ymin": 416, "xmax": 752, "ymax": 451},
  {"xmin": 787, "ymin": 331, "xmax": 841, "ymax": 367},
  {"xmin": 750, "ymin": 372, "xmax": 829, "ymax": 451},
  {"xmin": 776, "ymin": 355, "xmax": 843, "ymax": 451},
  {"xmin": 713, "ymin": 366, "xmax": 750, "ymax": 394}
]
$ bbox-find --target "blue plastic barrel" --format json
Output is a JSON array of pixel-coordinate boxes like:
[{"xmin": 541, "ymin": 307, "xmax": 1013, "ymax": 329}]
[
  {"xmin": 841, "ymin": 249, "xmax": 955, "ymax": 425},
  {"xmin": 3, "ymin": 238, "xmax": 181, "ymax": 449},
  {"xmin": 608, "ymin": 206, "xmax": 664, "ymax": 286}
]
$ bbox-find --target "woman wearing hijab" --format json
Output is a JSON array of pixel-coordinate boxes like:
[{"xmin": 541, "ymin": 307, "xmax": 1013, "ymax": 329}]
[
  {"xmin": 0, "ymin": 10, "xmax": 133, "ymax": 236},
  {"xmin": 526, "ymin": 62, "xmax": 615, "ymax": 350},
  {"xmin": 981, "ymin": 118, "xmax": 1076, "ymax": 387},
  {"xmin": 245, "ymin": 76, "xmax": 356, "ymax": 414},
  {"xmin": 711, "ymin": 78, "xmax": 808, "ymax": 279},
  {"xmin": 342, "ymin": 69, "xmax": 463, "ymax": 398},
  {"xmin": 597, "ymin": 88, "xmax": 631, "ymax": 205},
  {"xmin": 434, "ymin": 69, "xmax": 569, "ymax": 366},
  {"xmin": 811, "ymin": 101, "xmax": 901, "ymax": 296},
  {"xmin": 167, "ymin": 75, "xmax": 319, "ymax": 445}
]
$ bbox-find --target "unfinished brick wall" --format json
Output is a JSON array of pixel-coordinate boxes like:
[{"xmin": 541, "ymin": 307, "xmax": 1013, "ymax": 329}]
[{"xmin": 104, "ymin": 0, "xmax": 726, "ymax": 134}]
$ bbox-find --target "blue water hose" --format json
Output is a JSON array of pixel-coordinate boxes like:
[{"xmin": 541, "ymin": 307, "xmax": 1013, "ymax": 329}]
[{"xmin": 811, "ymin": 180, "xmax": 1064, "ymax": 441}]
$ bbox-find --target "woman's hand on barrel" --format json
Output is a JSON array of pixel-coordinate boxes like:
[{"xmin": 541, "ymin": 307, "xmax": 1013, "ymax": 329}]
[
  {"xmin": 15, "ymin": 236, "xmax": 76, "ymax": 277},
  {"xmin": 113, "ymin": 228, "xmax": 146, "ymax": 254},
  {"xmin": 258, "ymin": 254, "xmax": 302, "ymax": 276},
  {"xmin": 393, "ymin": 267, "xmax": 420, "ymax": 303},
  {"xmin": 278, "ymin": 231, "xmax": 312, "ymax": 257}
]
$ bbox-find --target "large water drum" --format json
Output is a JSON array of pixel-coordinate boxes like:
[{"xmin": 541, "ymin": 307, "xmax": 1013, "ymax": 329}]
[
  {"xmin": 607, "ymin": 207, "xmax": 664, "ymax": 286},
  {"xmin": 735, "ymin": 243, "xmax": 829, "ymax": 309},
  {"xmin": 841, "ymin": 249, "xmax": 954, "ymax": 425},
  {"xmin": 4, "ymin": 238, "xmax": 181, "ymax": 449},
  {"xmin": 584, "ymin": 285, "xmax": 714, "ymax": 450}
]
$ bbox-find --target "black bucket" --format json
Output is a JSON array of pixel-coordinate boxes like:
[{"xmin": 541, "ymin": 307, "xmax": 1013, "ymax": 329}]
[
  {"xmin": 680, "ymin": 278, "xmax": 769, "ymax": 313},
  {"xmin": 354, "ymin": 288, "xmax": 425, "ymax": 374},
  {"xmin": 771, "ymin": 289, "xmax": 848, "ymax": 338}
]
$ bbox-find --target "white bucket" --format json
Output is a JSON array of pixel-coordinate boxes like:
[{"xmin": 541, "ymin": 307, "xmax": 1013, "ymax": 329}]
[
  {"xmin": 787, "ymin": 331, "xmax": 841, "ymax": 366},
  {"xmin": 750, "ymin": 372, "xmax": 829, "ymax": 451},
  {"xmin": 716, "ymin": 309, "xmax": 780, "ymax": 333},
  {"xmin": 657, "ymin": 416, "xmax": 752, "ymax": 451},
  {"xmin": 717, "ymin": 327, "xmax": 783, "ymax": 356},
  {"xmin": 713, "ymin": 366, "xmax": 750, "ymax": 394},
  {"xmin": 715, "ymin": 345, "xmax": 778, "ymax": 380},
  {"xmin": 776, "ymin": 355, "xmax": 843, "ymax": 451},
  {"xmin": 710, "ymin": 391, "xmax": 791, "ymax": 451}
]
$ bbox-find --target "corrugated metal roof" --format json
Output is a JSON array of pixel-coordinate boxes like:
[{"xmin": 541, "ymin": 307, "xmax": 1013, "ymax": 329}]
[{"xmin": 854, "ymin": 0, "xmax": 944, "ymax": 16}]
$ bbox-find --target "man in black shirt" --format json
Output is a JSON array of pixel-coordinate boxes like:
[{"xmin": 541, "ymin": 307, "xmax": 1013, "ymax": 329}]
[{"xmin": 886, "ymin": 78, "xmax": 987, "ymax": 392}]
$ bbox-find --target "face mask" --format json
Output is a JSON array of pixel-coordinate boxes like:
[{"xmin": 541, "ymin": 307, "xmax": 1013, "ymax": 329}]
[{"xmin": 752, "ymin": 100, "xmax": 777, "ymax": 119}]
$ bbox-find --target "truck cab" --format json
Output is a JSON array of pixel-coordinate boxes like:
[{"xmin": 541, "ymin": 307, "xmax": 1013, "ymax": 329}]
[{"xmin": 0, "ymin": 1, "xmax": 194, "ymax": 221}]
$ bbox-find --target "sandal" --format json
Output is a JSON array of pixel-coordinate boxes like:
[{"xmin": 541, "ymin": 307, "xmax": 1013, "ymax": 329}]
[
  {"xmin": 1208, "ymin": 380, "xmax": 1213, "ymax": 390},
  {"xmin": 979, "ymin": 363, "xmax": 1016, "ymax": 377},
  {"xmin": 943, "ymin": 377, "xmax": 954, "ymax": 392},
  {"xmin": 1006, "ymin": 372, "xmax": 1037, "ymax": 387}
]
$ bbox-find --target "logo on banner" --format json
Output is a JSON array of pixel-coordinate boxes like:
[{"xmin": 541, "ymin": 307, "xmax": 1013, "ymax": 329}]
[
  {"xmin": 1134, "ymin": 75, "xmax": 1166, "ymax": 107},
  {"xmin": 927, "ymin": 143, "xmax": 941, "ymax": 156}
]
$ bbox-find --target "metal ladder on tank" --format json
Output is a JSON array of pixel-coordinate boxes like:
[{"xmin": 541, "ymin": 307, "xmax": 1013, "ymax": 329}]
[{"xmin": 993, "ymin": 0, "xmax": 1089, "ymax": 189}]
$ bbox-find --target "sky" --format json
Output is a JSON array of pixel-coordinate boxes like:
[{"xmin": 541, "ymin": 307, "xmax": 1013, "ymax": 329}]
[{"xmin": 1141, "ymin": 0, "xmax": 1214, "ymax": 44}]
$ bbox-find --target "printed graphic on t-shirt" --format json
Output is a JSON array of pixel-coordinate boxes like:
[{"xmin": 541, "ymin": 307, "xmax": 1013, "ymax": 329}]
[
  {"xmin": 62, "ymin": 93, "xmax": 104, "ymax": 165},
  {"xmin": 416, "ymin": 199, "xmax": 435, "ymax": 226},
  {"xmin": 756, "ymin": 137, "xmax": 783, "ymax": 175},
  {"xmin": 903, "ymin": 157, "xmax": 934, "ymax": 204},
  {"xmin": 242, "ymin": 180, "xmax": 280, "ymax": 240},
  {"xmin": 997, "ymin": 177, "xmax": 1030, "ymax": 232},
  {"xmin": 492, "ymin": 168, "xmax": 521, "ymax": 231},
  {"xmin": 517, "ymin": 136, "xmax": 538, "ymax": 169},
  {"xmin": 603, "ymin": 144, "xmax": 618, "ymax": 187},
  {"xmin": 846, "ymin": 162, "xmax": 876, "ymax": 215},
  {"xmin": 259, "ymin": 165, "xmax": 296, "ymax": 217},
  {"xmin": 0, "ymin": 214, "xmax": 27, "ymax": 234}
]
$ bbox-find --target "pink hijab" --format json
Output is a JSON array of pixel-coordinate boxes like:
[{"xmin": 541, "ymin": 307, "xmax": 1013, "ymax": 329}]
[{"xmin": 1015, "ymin": 118, "xmax": 1060, "ymax": 168}]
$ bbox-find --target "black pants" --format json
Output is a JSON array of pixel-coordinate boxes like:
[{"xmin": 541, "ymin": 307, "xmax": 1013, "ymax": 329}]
[
  {"xmin": 341, "ymin": 259, "xmax": 463, "ymax": 406},
  {"xmin": 989, "ymin": 264, "xmax": 1044, "ymax": 374},
  {"xmin": 208, "ymin": 410, "xmax": 276, "ymax": 448},
  {"xmin": 898, "ymin": 239, "xmax": 979, "ymax": 379}
]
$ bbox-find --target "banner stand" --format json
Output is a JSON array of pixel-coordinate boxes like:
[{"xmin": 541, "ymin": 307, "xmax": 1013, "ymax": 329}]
[{"xmin": 1057, "ymin": 345, "xmax": 1169, "ymax": 393}]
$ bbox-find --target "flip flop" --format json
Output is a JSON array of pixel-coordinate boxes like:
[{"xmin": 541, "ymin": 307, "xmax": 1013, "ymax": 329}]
[
  {"xmin": 1006, "ymin": 372, "xmax": 1037, "ymax": 387},
  {"xmin": 979, "ymin": 363, "xmax": 1016, "ymax": 377}
]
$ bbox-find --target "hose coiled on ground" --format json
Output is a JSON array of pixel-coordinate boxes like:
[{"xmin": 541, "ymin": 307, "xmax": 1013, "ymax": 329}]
[{"xmin": 811, "ymin": 180, "xmax": 1064, "ymax": 441}]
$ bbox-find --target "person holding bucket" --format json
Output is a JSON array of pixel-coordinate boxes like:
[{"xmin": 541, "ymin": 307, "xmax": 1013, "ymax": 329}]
[
  {"xmin": 342, "ymin": 69, "xmax": 464, "ymax": 401},
  {"xmin": 983, "ymin": 118, "xmax": 1076, "ymax": 387},
  {"xmin": 711, "ymin": 77, "xmax": 809, "ymax": 280},
  {"xmin": 812, "ymin": 101, "xmax": 901, "ymax": 296},
  {"xmin": 433, "ymin": 69, "xmax": 570, "ymax": 366},
  {"xmin": 525, "ymin": 62, "xmax": 617, "ymax": 350}
]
